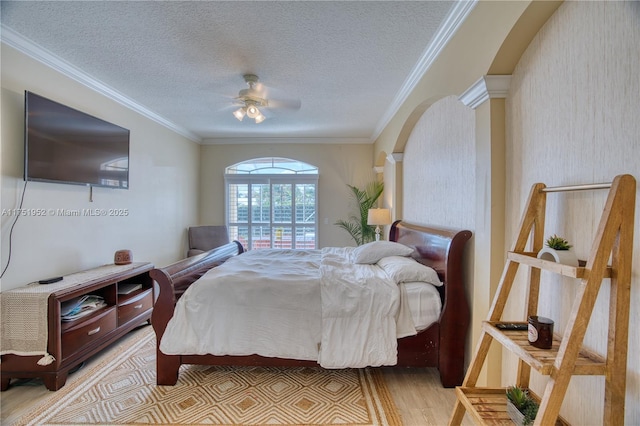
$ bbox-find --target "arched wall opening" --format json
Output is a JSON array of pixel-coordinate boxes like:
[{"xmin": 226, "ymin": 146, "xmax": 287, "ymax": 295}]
[{"xmin": 373, "ymin": 0, "xmax": 564, "ymax": 388}]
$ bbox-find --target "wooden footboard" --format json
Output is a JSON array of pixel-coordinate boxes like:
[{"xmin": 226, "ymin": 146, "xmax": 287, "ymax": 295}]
[
  {"xmin": 151, "ymin": 222, "xmax": 471, "ymax": 388},
  {"xmin": 150, "ymin": 241, "xmax": 244, "ymax": 385}
]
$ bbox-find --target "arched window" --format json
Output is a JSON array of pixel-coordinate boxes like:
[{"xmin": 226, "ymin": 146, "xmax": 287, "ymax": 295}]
[{"xmin": 225, "ymin": 158, "xmax": 318, "ymax": 250}]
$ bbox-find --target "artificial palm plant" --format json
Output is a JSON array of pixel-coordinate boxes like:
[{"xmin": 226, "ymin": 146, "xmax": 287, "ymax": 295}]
[{"xmin": 334, "ymin": 181, "xmax": 384, "ymax": 245}]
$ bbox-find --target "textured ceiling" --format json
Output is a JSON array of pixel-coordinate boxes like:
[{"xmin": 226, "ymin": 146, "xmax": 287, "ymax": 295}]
[{"xmin": 1, "ymin": 1, "xmax": 461, "ymax": 143}]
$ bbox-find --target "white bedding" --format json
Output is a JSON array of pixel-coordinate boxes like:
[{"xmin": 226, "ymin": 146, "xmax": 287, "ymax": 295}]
[
  {"xmin": 159, "ymin": 247, "xmax": 440, "ymax": 368},
  {"xmin": 402, "ymin": 281, "xmax": 442, "ymax": 331}
]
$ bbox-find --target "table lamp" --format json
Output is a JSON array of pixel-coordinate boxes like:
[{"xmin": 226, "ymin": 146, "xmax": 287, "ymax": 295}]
[{"xmin": 367, "ymin": 208, "xmax": 391, "ymax": 241}]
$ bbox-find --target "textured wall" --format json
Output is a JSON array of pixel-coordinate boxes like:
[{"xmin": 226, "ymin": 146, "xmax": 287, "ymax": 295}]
[
  {"xmin": 503, "ymin": 2, "xmax": 640, "ymax": 424},
  {"xmin": 402, "ymin": 95, "xmax": 476, "ymax": 230}
]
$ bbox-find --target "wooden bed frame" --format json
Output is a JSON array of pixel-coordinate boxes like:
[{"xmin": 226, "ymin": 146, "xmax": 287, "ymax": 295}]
[{"xmin": 151, "ymin": 221, "xmax": 472, "ymax": 387}]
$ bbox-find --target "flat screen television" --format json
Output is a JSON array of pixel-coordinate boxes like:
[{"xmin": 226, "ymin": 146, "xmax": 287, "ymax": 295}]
[{"xmin": 24, "ymin": 91, "xmax": 130, "ymax": 189}]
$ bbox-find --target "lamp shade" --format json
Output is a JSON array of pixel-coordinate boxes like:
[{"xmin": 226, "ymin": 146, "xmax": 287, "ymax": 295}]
[
  {"xmin": 254, "ymin": 112, "xmax": 266, "ymax": 123},
  {"xmin": 233, "ymin": 107, "xmax": 246, "ymax": 121},
  {"xmin": 367, "ymin": 208, "xmax": 391, "ymax": 226}
]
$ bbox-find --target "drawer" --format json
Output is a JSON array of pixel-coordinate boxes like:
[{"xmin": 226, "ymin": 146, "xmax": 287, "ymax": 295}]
[
  {"xmin": 62, "ymin": 307, "xmax": 117, "ymax": 358},
  {"xmin": 118, "ymin": 288, "xmax": 153, "ymax": 325}
]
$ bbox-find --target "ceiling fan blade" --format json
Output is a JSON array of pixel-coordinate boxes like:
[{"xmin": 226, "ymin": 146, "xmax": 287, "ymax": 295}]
[
  {"xmin": 224, "ymin": 74, "xmax": 301, "ymax": 115},
  {"xmin": 268, "ymin": 98, "xmax": 302, "ymax": 111},
  {"xmin": 253, "ymin": 81, "xmax": 265, "ymax": 94}
]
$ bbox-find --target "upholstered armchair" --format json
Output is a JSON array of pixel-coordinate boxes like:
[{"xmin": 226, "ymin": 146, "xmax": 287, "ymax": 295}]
[{"xmin": 187, "ymin": 226, "xmax": 230, "ymax": 257}]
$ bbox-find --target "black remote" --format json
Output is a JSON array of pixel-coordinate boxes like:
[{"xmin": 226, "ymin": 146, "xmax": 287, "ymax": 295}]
[
  {"xmin": 38, "ymin": 276, "xmax": 63, "ymax": 284},
  {"xmin": 496, "ymin": 322, "xmax": 528, "ymax": 331}
]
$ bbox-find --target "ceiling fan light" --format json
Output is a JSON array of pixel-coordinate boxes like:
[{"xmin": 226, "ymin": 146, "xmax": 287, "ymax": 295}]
[
  {"xmin": 246, "ymin": 104, "xmax": 260, "ymax": 119},
  {"xmin": 254, "ymin": 113, "xmax": 266, "ymax": 124},
  {"xmin": 233, "ymin": 107, "xmax": 246, "ymax": 121}
]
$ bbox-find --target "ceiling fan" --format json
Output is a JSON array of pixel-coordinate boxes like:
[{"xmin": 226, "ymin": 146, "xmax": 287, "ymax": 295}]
[{"xmin": 232, "ymin": 74, "xmax": 301, "ymax": 123}]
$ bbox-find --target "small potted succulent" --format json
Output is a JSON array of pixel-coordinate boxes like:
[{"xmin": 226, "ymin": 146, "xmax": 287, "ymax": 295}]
[
  {"xmin": 506, "ymin": 386, "xmax": 539, "ymax": 426},
  {"xmin": 537, "ymin": 234, "xmax": 578, "ymax": 266},
  {"xmin": 545, "ymin": 234, "xmax": 572, "ymax": 250}
]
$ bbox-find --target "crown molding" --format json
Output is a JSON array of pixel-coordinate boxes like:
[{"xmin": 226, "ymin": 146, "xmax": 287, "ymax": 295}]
[
  {"xmin": 459, "ymin": 75, "xmax": 512, "ymax": 109},
  {"xmin": 202, "ymin": 137, "xmax": 372, "ymax": 145},
  {"xmin": 387, "ymin": 153, "xmax": 404, "ymax": 164},
  {"xmin": 371, "ymin": 0, "xmax": 478, "ymax": 141},
  {"xmin": 1, "ymin": 24, "xmax": 201, "ymax": 143}
]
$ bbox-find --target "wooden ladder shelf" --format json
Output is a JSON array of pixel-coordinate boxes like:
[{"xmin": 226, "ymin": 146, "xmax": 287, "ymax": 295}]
[{"xmin": 449, "ymin": 174, "xmax": 636, "ymax": 425}]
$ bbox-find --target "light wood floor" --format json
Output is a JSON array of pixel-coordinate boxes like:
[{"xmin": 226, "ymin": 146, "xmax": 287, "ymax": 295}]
[{"xmin": 0, "ymin": 327, "xmax": 473, "ymax": 425}]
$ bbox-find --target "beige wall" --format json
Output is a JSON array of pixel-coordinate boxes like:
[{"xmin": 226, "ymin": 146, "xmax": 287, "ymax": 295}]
[
  {"xmin": 1, "ymin": 45, "xmax": 200, "ymax": 291},
  {"xmin": 401, "ymin": 94, "xmax": 483, "ymax": 378},
  {"xmin": 198, "ymin": 143, "xmax": 375, "ymax": 248},
  {"xmin": 402, "ymin": 95, "xmax": 475, "ymax": 230},
  {"xmin": 503, "ymin": 2, "xmax": 640, "ymax": 424}
]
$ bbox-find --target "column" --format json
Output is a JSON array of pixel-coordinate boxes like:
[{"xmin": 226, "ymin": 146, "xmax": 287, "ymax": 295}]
[{"xmin": 459, "ymin": 75, "xmax": 511, "ymax": 386}]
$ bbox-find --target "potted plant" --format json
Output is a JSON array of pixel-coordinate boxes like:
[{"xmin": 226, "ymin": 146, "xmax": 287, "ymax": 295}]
[
  {"xmin": 545, "ymin": 234, "xmax": 572, "ymax": 251},
  {"xmin": 536, "ymin": 234, "xmax": 579, "ymax": 266},
  {"xmin": 334, "ymin": 181, "xmax": 384, "ymax": 245},
  {"xmin": 506, "ymin": 386, "xmax": 539, "ymax": 426}
]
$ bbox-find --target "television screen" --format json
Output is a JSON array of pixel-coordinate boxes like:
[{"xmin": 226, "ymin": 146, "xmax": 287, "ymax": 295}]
[{"xmin": 24, "ymin": 91, "xmax": 130, "ymax": 189}]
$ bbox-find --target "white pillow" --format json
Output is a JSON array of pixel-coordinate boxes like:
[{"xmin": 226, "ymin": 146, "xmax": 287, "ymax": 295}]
[
  {"xmin": 377, "ymin": 255, "xmax": 442, "ymax": 287},
  {"xmin": 351, "ymin": 241, "xmax": 414, "ymax": 264}
]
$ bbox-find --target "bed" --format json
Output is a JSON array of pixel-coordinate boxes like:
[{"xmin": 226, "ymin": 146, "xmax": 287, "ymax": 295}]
[{"xmin": 150, "ymin": 221, "xmax": 471, "ymax": 387}]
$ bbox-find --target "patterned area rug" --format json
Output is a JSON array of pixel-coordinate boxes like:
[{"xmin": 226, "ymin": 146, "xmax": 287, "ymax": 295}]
[{"xmin": 16, "ymin": 327, "xmax": 401, "ymax": 425}]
